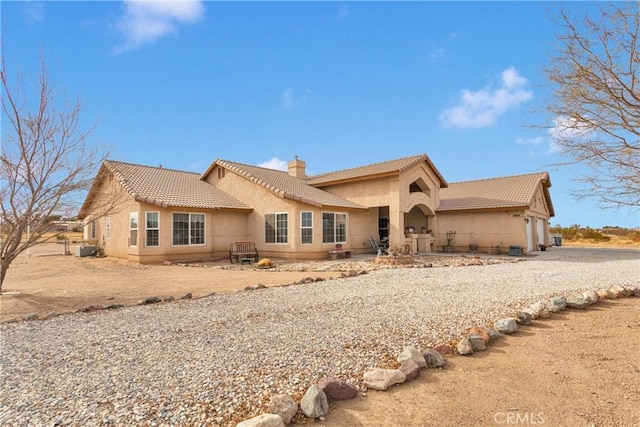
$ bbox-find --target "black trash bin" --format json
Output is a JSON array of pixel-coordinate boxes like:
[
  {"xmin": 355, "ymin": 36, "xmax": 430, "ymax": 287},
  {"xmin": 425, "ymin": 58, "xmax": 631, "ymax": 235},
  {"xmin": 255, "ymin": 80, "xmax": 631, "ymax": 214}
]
[{"xmin": 553, "ymin": 236, "xmax": 562, "ymax": 246}]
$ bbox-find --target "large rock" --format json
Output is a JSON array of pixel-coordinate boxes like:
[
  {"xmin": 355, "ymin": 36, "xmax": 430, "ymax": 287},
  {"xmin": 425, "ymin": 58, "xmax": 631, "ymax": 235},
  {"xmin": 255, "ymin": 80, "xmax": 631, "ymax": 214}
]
[
  {"xmin": 318, "ymin": 377, "xmax": 357, "ymax": 401},
  {"xmin": 397, "ymin": 346, "xmax": 427, "ymax": 368},
  {"xmin": 137, "ymin": 296, "xmax": 160, "ymax": 305},
  {"xmin": 363, "ymin": 368, "xmax": 406, "ymax": 390},
  {"xmin": 541, "ymin": 300, "xmax": 561, "ymax": 313},
  {"xmin": 516, "ymin": 311, "xmax": 532, "ymax": 325},
  {"xmin": 423, "ymin": 349, "xmax": 446, "ymax": 368},
  {"xmin": 432, "ymin": 343, "xmax": 454, "ymax": 355},
  {"xmin": 398, "ymin": 360, "xmax": 420, "ymax": 382},
  {"xmin": 522, "ymin": 307, "xmax": 539, "ymax": 320},
  {"xmin": 300, "ymin": 385, "xmax": 328, "ymax": 419},
  {"xmin": 467, "ymin": 334, "xmax": 487, "ymax": 352},
  {"xmin": 566, "ymin": 295, "xmax": 588, "ymax": 310},
  {"xmin": 469, "ymin": 326, "xmax": 491, "ymax": 344},
  {"xmin": 266, "ymin": 394, "xmax": 298, "ymax": 424},
  {"xmin": 236, "ymin": 413, "xmax": 285, "ymax": 427},
  {"xmin": 456, "ymin": 338, "xmax": 473, "ymax": 355},
  {"xmin": 486, "ymin": 327, "xmax": 505, "ymax": 341},
  {"xmin": 494, "ymin": 318, "xmax": 518, "ymax": 334},
  {"xmin": 550, "ymin": 296, "xmax": 567, "ymax": 311},
  {"xmin": 596, "ymin": 288, "xmax": 616, "ymax": 299},
  {"xmin": 528, "ymin": 302, "xmax": 550, "ymax": 319},
  {"xmin": 581, "ymin": 290, "xmax": 599, "ymax": 304}
]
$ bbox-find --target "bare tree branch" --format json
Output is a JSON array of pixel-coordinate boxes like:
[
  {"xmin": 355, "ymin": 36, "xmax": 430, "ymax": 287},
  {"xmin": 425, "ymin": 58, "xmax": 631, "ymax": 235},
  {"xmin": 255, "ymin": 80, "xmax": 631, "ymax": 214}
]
[
  {"xmin": 544, "ymin": 3, "xmax": 640, "ymax": 209},
  {"xmin": 1, "ymin": 53, "xmax": 110, "ymax": 291}
]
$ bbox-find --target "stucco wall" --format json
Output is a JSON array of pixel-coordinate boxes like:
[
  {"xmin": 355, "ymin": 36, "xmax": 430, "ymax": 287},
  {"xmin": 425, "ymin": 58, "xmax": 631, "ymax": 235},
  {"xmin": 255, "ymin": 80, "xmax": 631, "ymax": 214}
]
[
  {"xmin": 436, "ymin": 210, "xmax": 529, "ymax": 252},
  {"xmin": 207, "ymin": 166, "xmax": 376, "ymax": 259},
  {"xmin": 316, "ymin": 162, "xmax": 441, "ymax": 248}
]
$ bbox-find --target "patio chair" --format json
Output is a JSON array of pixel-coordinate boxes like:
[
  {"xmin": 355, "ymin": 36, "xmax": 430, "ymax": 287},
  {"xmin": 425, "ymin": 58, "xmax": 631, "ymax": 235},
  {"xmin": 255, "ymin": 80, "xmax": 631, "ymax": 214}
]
[{"xmin": 369, "ymin": 237, "xmax": 388, "ymax": 255}]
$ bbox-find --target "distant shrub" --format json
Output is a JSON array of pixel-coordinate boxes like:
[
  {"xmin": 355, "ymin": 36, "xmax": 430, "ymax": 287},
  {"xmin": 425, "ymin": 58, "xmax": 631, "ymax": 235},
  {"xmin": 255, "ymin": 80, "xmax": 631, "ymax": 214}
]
[
  {"xmin": 624, "ymin": 231, "xmax": 640, "ymax": 242},
  {"xmin": 581, "ymin": 229, "xmax": 611, "ymax": 241},
  {"xmin": 560, "ymin": 228, "xmax": 579, "ymax": 240}
]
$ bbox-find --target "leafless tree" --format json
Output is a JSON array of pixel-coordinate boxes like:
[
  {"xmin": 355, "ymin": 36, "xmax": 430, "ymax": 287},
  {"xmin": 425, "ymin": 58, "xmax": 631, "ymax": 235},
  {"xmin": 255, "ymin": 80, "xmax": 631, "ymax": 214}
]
[
  {"xmin": 545, "ymin": 3, "xmax": 639, "ymax": 209},
  {"xmin": 0, "ymin": 56, "xmax": 108, "ymax": 292}
]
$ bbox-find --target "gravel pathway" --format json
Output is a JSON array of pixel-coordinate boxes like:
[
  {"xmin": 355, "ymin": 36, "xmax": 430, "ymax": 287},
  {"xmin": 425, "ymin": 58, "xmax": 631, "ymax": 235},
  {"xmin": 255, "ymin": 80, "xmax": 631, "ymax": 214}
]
[{"xmin": 1, "ymin": 258, "xmax": 638, "ymax": 426}]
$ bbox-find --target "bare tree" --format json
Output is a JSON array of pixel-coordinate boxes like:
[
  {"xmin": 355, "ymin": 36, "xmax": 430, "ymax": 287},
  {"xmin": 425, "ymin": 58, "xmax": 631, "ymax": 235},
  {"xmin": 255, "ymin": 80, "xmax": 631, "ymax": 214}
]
[
  {"xmin": 545, "ymin": 3, "xmax": 639, "ymax": 209},
  {"xmin": 0, "ymin": 56, "xmax": 108, "ymax": 292}
]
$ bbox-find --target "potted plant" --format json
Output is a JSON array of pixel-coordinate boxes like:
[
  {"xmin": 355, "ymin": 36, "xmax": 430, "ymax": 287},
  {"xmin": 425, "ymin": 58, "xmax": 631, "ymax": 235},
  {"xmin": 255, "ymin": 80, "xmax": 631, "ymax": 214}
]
[{"xmin": 469, "ymin": 233, "xmax": 478, "ymax": 252}]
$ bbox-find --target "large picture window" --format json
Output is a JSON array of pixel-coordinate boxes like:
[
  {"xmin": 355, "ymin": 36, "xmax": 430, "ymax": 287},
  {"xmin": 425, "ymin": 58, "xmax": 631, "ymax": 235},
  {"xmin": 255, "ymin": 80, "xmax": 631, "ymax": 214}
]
[
  {"xmin": 129, "ymin": 212, "xmax": 138, "ymax": 247},
  {"xmin": 146, "ymin": 212, "xmax": 159, "ymax": 247},
  {"xmin": 173, "ymin": 213, "xmax": 205, "ymax": 246},
  {"xmin": 301, "ymin": 211, "xmax": 313, "ymax": 244},
  {"xmin": 265, "ymin": 213, "xmax": 288, "ymax": 244},
  {"xmin": 323, "ymin": 212, "xmax": 347, "ymax": 244}
]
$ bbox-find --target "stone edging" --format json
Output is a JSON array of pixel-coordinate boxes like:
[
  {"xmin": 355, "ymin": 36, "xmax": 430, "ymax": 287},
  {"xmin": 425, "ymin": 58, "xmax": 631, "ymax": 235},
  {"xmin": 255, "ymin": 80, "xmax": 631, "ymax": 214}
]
[{"xmin": 235, "ymin": 283, "xmax": 640, "ymax": 427}]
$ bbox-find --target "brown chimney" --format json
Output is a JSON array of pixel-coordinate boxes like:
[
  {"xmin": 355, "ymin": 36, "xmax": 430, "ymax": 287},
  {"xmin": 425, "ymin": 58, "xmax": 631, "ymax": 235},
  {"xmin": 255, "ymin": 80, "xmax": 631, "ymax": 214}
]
[{"xmin": 288, "ymin": 155, "xmax": 306, "ymax": 178}]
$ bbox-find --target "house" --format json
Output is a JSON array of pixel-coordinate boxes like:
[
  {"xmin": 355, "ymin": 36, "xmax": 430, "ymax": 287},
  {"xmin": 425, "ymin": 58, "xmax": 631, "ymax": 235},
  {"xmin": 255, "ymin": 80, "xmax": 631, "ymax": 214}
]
[
  {"xmin": 77, "ymin": 154, "xmax": 554, "ymax": 262},
  {"xmin": 437, "ymin": 172, "xmax": 554, "ymax": 253}
]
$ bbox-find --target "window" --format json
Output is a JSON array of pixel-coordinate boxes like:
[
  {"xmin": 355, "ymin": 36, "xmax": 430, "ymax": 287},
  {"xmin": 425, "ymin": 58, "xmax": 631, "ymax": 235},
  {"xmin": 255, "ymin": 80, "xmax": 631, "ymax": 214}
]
[
  {"xmin": 190, "ymin": 213, "xmax": 205, "ymax": 245},
  {"xmin": 301, "ymin": 211, "xmax": 313, "ymax": 244},
  {"xmin": 146, "ymin": 212, "xmax": 159, "ymax": 247},
  {"xmin": 129, "ymin": 213, "xmax": 138, "ymax": 247},
  {"xmin": 106, "ymin": 217, "xmax": 110, "ymax": 239},
  {"xmin": 322, "ymin": 212, "xmax": 347, "ymax": 244},
  {"xmin": 90, "ymin": 220, "xmax": 96, "ymax": 239},
  {"xmin": 265, "ymin": 213, "xmax": 288, "ymax": 243},
  {"xmin": 172, "ymin": 213, "xmax": 205, "ymax": 246}
]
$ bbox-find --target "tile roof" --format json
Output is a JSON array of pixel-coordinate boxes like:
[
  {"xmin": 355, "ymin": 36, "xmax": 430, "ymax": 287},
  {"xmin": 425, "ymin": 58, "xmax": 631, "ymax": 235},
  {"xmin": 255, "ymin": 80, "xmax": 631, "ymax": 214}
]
[
  {"xmin": 81, "ymin": 161, "xmax": 251, "ymax": 215},
  {"xmin": 212, "ymin": 160, "xmax": 368, "ymax": 210},
  {"xmin": 437, "ymin": 172, "xmax": 554, "ymax": 215},
  {"xmin": 306, "ymin": 154, "xmax": 448, "ymax": 188}
]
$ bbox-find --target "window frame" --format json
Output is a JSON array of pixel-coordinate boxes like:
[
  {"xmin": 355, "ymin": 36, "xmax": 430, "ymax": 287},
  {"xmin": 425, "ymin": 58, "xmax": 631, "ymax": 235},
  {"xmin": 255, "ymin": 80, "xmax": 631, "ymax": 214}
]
[
  {"xmin": 90, "ymin": 220, "xmax": 97, "ymax": 239},
  {"xmin": 300, "ymin": 211, "xmax": 313, "ymax": 244},
  {"xmin": 129, "ymin": 212, "xmax": 138, "ymax": 247},
  {"xmin": 322, "ymin": 212, "xmax": 347, "ymax": 244},
  {"xmin": 145, "ymin": 211, "xmax": 159, "ymax": 247},
  {"xmin": 105, "ymin": 217, "xmax": 110, "ymax": 239},
  {"xmin": 172, "ymin": 212, "xmax": 205, "ymax": 246},
  {"xmin": 265, "ymin": 212, "xmax": 289, "ymax": 244}
]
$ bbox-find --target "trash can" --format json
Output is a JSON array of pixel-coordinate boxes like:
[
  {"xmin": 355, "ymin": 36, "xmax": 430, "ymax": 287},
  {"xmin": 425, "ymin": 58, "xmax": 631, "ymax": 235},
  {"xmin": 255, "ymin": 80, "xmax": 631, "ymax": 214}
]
[{"xmin": 553, "ymin": 235, "xmax": 562, "ymax": 246}]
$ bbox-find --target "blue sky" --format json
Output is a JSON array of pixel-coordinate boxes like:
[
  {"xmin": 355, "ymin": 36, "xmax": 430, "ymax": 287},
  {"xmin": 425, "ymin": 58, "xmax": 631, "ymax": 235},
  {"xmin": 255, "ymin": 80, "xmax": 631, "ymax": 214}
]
[{"xmin": 2, "ymin": 1, "xmax": 638, "ymax": 228}]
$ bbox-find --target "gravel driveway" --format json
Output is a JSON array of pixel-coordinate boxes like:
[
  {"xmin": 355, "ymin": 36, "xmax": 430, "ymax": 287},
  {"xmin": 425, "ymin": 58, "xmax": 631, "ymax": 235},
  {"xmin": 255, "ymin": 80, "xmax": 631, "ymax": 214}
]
[{"xmin": 1, "ymin": 255, "xmax": 638, "ymax": 426}]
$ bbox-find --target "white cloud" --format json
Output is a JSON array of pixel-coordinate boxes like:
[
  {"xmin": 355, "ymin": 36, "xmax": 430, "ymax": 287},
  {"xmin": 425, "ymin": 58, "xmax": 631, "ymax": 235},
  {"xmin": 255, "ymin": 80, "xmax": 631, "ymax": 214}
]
[
  {"xmin": 115, "ymin": 0, "xmax": 205, "ymax": 53},
  {"xmin": 547, "ymin": 115, "xmax": 594, "ymax": 154},
  {"xmin": 439, "ymin": 66, "xmax": 534, "ymax": 129},
  {"xmin": 515, "ymin": 136, "xmax": 545, "ymax": 146},
  {"xmin": 280, "ymin": 87, "xmax": 312, "ymax": 109},
  {"xmin": 258, "ymin": 157, "xmax": 288, "ymax": 171}
]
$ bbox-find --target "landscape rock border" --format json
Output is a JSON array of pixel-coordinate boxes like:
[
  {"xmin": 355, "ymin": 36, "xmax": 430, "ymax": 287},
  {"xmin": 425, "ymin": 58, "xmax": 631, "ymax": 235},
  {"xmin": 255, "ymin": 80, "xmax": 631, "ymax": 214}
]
[
  {"xmin": 235, "ymin": 284, "xmax": 639, "ymax": 425},
  {"xmin": 7, "ymin": 255, "xmax": 513, "ymax": 325}
]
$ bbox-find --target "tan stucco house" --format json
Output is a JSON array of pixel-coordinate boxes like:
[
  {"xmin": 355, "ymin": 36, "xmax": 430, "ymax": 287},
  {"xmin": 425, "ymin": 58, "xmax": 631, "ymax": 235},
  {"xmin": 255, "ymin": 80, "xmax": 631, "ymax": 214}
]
[{"xmin": 78, "ymin": 154, "xmax": 554, "ymax": 263}]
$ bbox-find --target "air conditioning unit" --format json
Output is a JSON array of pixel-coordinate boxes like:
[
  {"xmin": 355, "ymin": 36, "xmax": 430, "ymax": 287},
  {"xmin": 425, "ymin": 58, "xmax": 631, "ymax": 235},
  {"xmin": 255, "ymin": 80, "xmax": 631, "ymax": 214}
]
[{"xmin": 76, "ymin": 246, "xmax": 98, "ymax": 257}]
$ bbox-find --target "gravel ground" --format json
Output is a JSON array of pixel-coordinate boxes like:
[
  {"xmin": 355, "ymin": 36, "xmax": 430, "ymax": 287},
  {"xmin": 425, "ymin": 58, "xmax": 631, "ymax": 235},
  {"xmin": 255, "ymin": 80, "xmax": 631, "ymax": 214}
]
[{"xmin": 1, "ymin": 258, "xmax": 638, "ymax": 426}]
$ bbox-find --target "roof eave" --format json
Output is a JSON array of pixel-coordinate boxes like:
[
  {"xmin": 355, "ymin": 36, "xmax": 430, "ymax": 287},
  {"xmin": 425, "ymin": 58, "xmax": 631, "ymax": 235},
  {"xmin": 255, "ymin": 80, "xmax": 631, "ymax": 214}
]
[{"xmin": 436, "ymin": 205, "xmax": 528, "ymax": 214}]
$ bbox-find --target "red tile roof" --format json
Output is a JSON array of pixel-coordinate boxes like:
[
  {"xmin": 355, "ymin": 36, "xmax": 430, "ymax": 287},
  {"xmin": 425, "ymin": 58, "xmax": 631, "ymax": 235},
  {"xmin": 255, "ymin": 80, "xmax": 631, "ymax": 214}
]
[
  {"xmin": 79, "ymin": 161, "xmax": 251, "ymax": 218},
  {"xmin": 213, "ymin": 160, "xmax": 368, "ymax": 210},
  {"xmin": 306, "ymin": 154, "xmax": 448, "ymax": 188},
  {"xmin": 438, "ymin": 172, "xmax": 554, "ymax": 215}
]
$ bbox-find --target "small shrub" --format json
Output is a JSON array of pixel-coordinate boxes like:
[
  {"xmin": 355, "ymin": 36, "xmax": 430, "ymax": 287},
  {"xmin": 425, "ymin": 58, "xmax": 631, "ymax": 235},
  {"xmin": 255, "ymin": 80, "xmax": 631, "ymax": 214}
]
[{"xmin": 581, "ymin": 229, "xmax": 611, "ymax": 241}]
